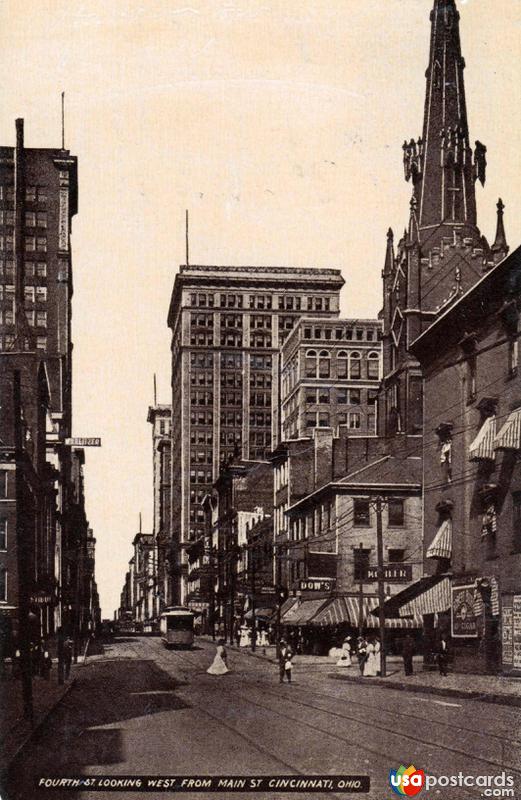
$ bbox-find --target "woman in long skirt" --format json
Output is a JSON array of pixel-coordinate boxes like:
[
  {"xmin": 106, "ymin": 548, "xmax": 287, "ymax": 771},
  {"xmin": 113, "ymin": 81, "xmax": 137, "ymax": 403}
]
[
  {"xmin": 336, "ymin": 637, "xmax": 352, "ymax": 667},
  {"xmin": 364, "ymin": 638, "xmax": 378, "ymax": 677},
  {"xmin": 207, "ymin": 640, "xmax": 230, "ymax": 675}
]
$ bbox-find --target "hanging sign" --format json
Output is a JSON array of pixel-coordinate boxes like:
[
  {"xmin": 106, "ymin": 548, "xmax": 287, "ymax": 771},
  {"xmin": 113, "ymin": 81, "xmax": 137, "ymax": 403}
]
[
  {"xmin": 64, "ymin": 438, "xmax": 101, "ymax": 447},
  {"xmin": 451, "ymin": 584, "xmax": 478, "ymax": 638}
]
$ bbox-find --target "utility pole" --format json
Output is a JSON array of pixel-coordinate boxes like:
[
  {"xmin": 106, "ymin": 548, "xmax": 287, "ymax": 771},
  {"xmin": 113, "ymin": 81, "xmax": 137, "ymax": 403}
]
[
  {"xmin": 375, "ymin": 496, "xmax": 387, "ymax": 678},
  {"xmin": 14, "ymin": 371, "xmax": 33, "ymax": 724},
  {"xmin": 250, "ymin": 542, "xmax": 256, "ymax": 652},
  {"xmin": 274, "ymin": 543, "xmax": 283, "ymax": 647},
  {"xmin": 357, "ymin": 541, "xmax": 364, "ymax": 636}
]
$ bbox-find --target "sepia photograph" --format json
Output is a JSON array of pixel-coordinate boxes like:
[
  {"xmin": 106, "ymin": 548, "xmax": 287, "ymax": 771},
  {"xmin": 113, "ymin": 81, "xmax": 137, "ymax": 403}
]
[{"xmin": 0, "ymin": 1, "xmax": 520, "ymax": 798}]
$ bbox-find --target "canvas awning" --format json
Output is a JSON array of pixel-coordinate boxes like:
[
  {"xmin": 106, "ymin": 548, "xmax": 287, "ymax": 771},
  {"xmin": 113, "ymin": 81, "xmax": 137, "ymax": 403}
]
[
  {"xmin": 400, "ymin": 577, "xmax": 451, "ymax": 617},
  {"xmin": 366, "ymin": 614, "xmax": 423, "ymax": 629},
  {"xmin": 372, "ymin": 574, "xmax": 449, "ymax": 620},
  {"xmin": 311, "ymin": 596, "xmax": 350, "ymax": 627},
  {"xmin": 283, "ymin": 598, "xmax": 329, "ymax": 625},
  {"xmin": 469, "ymin": 417, "xmax": 496, "ymax": 461},
  {"xmin": 243, "ymin": 607, "xmax": 274, "ymax": 621},
  {"xmin": 279, "ymin": 597, "xmax": 298, "ymax": 618},
  {"xmin": 426, "ymin": 519, "xmax": 452, "ymax": 560},
  {"xmin": 494, "ymin": 408, "xmax": 521, "ymax": 451}
]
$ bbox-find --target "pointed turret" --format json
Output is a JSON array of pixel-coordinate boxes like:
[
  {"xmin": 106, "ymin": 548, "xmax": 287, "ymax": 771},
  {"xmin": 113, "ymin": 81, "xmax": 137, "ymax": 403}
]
[
  {"xmin": 403, "ymin": 0, "xmax": 484, "ymax": 235},
  {"xmin": 492, "ymin": 198, "xmax": 508, "ymax": 258},
  {"xmin": 382, "ymin": 228, "xmax": 394, "ymax": 278}
]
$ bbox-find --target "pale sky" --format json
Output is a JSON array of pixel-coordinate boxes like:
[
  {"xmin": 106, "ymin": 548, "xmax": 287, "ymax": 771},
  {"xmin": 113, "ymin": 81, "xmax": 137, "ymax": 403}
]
[{"xmin": 0, "ymin": 0, "xmax": 519, "ymax": 616}]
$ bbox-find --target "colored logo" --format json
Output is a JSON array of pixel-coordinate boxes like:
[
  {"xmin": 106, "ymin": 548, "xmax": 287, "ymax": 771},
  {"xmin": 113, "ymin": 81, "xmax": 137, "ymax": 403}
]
[{"xmin": 389, "ymin": 765, "xmax": 425, "ymax": 796}]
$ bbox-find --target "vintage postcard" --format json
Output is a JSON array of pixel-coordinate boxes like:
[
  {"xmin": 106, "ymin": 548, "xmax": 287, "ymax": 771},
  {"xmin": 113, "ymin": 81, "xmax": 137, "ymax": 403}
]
[{"xmin": 0, "ymin": 1, "xmax": 520, "ymax": 799}]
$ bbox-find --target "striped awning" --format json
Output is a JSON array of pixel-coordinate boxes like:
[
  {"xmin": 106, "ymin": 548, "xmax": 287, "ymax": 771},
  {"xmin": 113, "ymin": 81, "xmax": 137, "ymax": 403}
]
[
  {"xmin": 311, "ymin": 596, "xmax": 350, "ymax": 627},
  {"xmin": 345, "ymin": 595, "xmax": 378, "ymax": 626},
  {"xmin": 400, "ymin": 577, "xmax": 451, "ymax": 617},
  {"xmin": 280, "ymin": 598, "xmax": 301, "ymax": 623},
  {"xmin": 366, "ymin": 614, "xmax": 423, "ymax": 629},
  {"xmin": 469, "ymin": 417, "xmax": 496, "ymax": 462},
  {"xmin": 494, "ymin": 408, "xmax": 521, "ymax": 451},
  {"xmin": 287, "ymin": 598, "xmax": 330, "ymax": 625},
  {"xmin": 244, "ymin": 607, "xmax": 275, "ymax": 621},
  {"xmin": 426, "ymin": 519, "xmax": 452, "ymax": 560}
]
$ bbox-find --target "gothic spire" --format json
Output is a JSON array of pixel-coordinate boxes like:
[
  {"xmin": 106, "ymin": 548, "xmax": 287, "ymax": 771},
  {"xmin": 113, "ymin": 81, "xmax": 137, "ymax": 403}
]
[
  {"xmin": 382, "ymin": 228, "xmax": 394, "ymax": 278},
  {"xmin": 403, "ymin": 0, "xmax": 484, "ymax": 233},
  {"xmin": 492, "ymin": 198, "xmax": 508, "ymax": 256}
]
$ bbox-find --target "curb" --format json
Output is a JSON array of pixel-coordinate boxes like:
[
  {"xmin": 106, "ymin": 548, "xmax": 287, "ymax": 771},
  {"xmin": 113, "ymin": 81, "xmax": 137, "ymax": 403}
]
[
  {"xmin": 329, "ymin": 673, "xmax": 521, "ymax": 708},
  {"xmin": 0, "ymin": 678, "xmax": 76, "ymax": 776}
]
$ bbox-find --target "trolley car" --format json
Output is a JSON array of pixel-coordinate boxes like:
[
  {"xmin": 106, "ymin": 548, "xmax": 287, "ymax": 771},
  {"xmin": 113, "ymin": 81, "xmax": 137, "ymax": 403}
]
[{"xmin": 160, "ymin": 606, "xmax": 195, "ymax": 648}]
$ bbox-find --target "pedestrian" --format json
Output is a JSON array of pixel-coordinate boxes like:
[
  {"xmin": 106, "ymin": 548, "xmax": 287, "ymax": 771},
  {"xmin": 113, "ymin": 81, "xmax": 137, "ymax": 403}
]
[
  {"xmin": 63, "ymin": 636, "xmax": 73, "ymax": 679},
  {"xmin": 207, "ymin": 639, "xmax": 229, "ymax": 675},
  {"xmin": 41, "ymin": 641, "xmax": 53, "ymax": 680},
  {"xmin": 402, "ymin": 633, "xmax": 414, "ymax": 676},
  {"xmin": 234, "ymin": 624, "xmax": 241, "ymax": 648},
  {"xmin": 437, "ymin": 633, "xmax": 450, "ymax": 677},
  {"xmin": 278, "ymin": 639, "xmax": 293, "ymax": 684},
  {"xmin": 336, "ymin": 636, "xmax": 352, "ymax": 667},
  {"xmin": 364, "ymin": 637, "xmax": 378, "ymax": 677},
  {"xmin": 356, "ymin": 636, "xmax": 368, "ymax": 676}
]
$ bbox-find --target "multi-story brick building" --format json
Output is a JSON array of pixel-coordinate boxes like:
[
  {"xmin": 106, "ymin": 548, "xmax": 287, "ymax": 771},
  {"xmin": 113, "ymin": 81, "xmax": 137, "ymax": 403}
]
[
  {"xmin": 167, "ymin": 265, "xmax": 344, "ymax": 602},
  {"xmin": 147, "ymin": 404, "xmax": 172, "ymax": 612},
  {"xmin": 131, "ymin": 531, "xmax": 155, "ymax": 629},
  {"xmin": 410, "ymin": 245, "xmax": 520, "ymax": 675},
  {"xmin": 281, "ymin": 317, "xmax": 382, "ymax": 440},
  {"xmin": 0, "ymin": 118, "xmax": 83, "ymax": 642}
]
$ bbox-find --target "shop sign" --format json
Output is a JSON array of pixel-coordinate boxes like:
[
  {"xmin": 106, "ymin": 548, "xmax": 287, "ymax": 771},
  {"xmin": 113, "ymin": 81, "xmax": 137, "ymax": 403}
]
[
  {"xmin": 451, "ymin": 584, "xmax": 478, "ymax": 638},
  {"xmin": 513, "ymin": 595, "xmax": 521, "ymax": 670},
  {"xmin": 30, "ymin": 593, "xmax": 53, "ymax": 605},
  {"xmin": 299, "ymin": 578, "xmax": 335, "ymax": 593},
  {"xmin": 365, "ymin": 564, "xmax": 412, "ymax": 582},
  {"xmin": 64, "ymin": 437, "xmax": 101, "ymax": 447}
]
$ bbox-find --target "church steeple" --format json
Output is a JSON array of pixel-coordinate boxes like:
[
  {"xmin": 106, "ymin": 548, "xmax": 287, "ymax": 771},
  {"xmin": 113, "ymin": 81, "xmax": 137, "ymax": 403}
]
[
  {"xmin": 492, "ymin": 198, "xmax": 508, "ymax": 258},
  {"xmin": 403, "ymin": 0, "xmax": 485, "ymax": 234}
]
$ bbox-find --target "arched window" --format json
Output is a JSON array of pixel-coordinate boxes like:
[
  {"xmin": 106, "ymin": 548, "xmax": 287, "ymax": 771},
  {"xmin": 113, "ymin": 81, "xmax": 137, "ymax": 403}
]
[
  {"xmin": 350, "ymin": 351, "xmax": 361, "ymax": 379},
  {"xmin": 337, "ymin": 350, "xmax": 348, "ymax": 379},
  {"xmin": 305, "ymin": 349, "xmax": 317, "ymax": 378},
  {"xmin": 367, "ymin": 351, "xmax": 380, "ymax": 380},
  {"xmin": 318, "ymin": 350, "xmax": 331, "ymax": 379}
]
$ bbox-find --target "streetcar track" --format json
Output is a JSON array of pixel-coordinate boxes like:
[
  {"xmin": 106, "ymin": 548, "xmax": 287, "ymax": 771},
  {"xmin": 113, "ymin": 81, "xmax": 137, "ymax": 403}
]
[{"xmin": 131, "ymin": 643, "xmax": 519, "ymax": 795}]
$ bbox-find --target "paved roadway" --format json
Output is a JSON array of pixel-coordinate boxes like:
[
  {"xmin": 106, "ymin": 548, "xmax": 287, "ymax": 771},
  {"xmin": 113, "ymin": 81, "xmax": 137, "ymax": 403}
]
[{"xmin": 2, "ymin": 636, "xmax": 521, "ymax": 800}]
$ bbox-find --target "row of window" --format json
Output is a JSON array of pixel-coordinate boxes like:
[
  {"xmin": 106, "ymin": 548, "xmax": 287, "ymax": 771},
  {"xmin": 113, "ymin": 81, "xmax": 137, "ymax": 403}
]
[
  {"xmin": 0, "ymin": 261, "xmax": 47, "ymax": 278},
  {"xmin": 303, "ymin": 326, "xmax": 378, "ymax": 343},
  {"xmin": 304, "ymin": 387, "xmax": 378, "ymax": 406},
  {"xmin": 0, "ymin": 211, "xmax": 48, "ymax": 228},
  {"xmin": 0, "ymin": 236, "xmax": 47, "ymax": 253},
  {"xmin": 0, "ymin": 186, "xmax": 48, "ymax": 203},
  {"xmin": 304, "ymin": 350, "xmax": 379, "ymax": 380},
  {"xmin": 0, "ymin": 309, "xmax": 47, "ymax": 327},
  {"xmin": 304, "ymin": 411, "xmax": 373, "ymax": 430},
  {"xmin": 0, "ymin": 334, "xmax": 46, "ymax": 350},
  {"xmin": 188, "ymin": 292, "xmax": 333, "ymax": 312},
  {"xmin": 0, "ymin": 285, "xmax": 47, "ymax": 303}
]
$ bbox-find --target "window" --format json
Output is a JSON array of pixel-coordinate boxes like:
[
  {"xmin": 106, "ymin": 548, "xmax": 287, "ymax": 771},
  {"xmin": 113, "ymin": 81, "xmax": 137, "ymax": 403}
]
[
  {"xmin": 25, "ymin": 236, "xmax": 36, "ymax": 252},
  {"xmin": 24, "ymin": 286, "xmax": 35, "ymax": 303},
  {"xmin": 318, "ymin": 351, "xmax": 330, "ymax": 379},
  {"xmin": 337, "ymin": 412, "xmax": 348, "ymax": 425},
  {"xmin": 353, "ymin": 548, "xmax": 370, "ymax": 581},
  {"xmin": 305, "ymin": 350, "xmax": 317, "ymax": 378},
  {"xmin": 0, "ymin": 519, "xmax": 6, "ymax": 550},
  {"xmin": 36, "ymin": 287, "xmax": 47, "ymax": 303},
  {"xmin": 318, "ymin": 412, "xmax": 330, "ymax": 427},
  {"xmin": 0, "ymin": 568, "xmax": 6, "ymax": 602},
  {"xmin": 25, "ymin": 261, "xmax": 35, "ymax": 278},
  {"xmin": 350, "ymin": 352, "xmax": 361, "ymax": 379},
  {"xmin": 337, "ymin": 388, "xmax": 348, "ymax": 404},
  {"xmin": 356, "ymin": 329, "xmax": 364, "ymax": 341},
  {"xmin": 349, "ymin": 412, "xmax": 361, "ymax": 429},
  {"xmin": 508, "ymin": 337, "xmax": 519, "ymax": 378},
  {"xmin": 36, "ymin": 336, "xmax": 47, "ymax": 350},
  {"xmin": 354, "ymin": 499, "xmax": 370, "ymax": 527},
  {"xmin": 37, "ymin": 212, "xmax": 47, "ymax": 228},
  {"xmin": 305, "ymin": 412, "xmax": 316, "ymax": 429},
  {"xmin": 350, "ymin": 388, "xmax": 361, "ymax": 405},
  {"xmin": 36, "ymin": 311, "xmax": 47, "ymax": 327},
  {"xmin": 388, "ymin": 499, "xmax": 404, "ymax": 527},
  {"xmin": 25, "ymin": 186, "xmax": 36, "ymax": 202},
  {"xmin": 25, "ymin": 212, "xmax": 36, "ymax": 227},
  {"xmin": 337, "ymin": 351, "xmax": 348, "ymax": 379},
  {"xmin": 318, "ymin": 388, "xmax": 330, "ymax": 405},
  {"xmin": 513, "ymin": 493, "xmax": 521, "ymax": 552},
  {"xmin": 367, "ymin": 412, "xmax": 376, "ymax": 432},
  {"xmin": 0, "ymin": 471, "xmax": 7, "ymax": 499},
  {"xmin": 388, "ymin": 548, "xmax": 405, "ymax": 563},
  {"xmin": 305, "ymin": 388, "xmax": 316, "ymax": 404},
  {"xmin": 367, "ymin": 352, "xmax": 380, "ymax": 380},
  {"xmin": 4, "ymin": 309, "xmax": 14, "ymax": 326},
  {"xmin": 368, "ymin": 389, "xmax": 378, "ymax": 406}
]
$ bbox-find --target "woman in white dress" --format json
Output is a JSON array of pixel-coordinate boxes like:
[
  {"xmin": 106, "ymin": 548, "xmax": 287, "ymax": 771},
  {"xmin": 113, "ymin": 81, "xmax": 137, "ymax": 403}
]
[
  {"xmin": 207, "ymin": 640, "xmax": 230, "ymax": 675},
  {"xmin": 239, "ymin": 626, "xmax": 250, "ymax": 648},
  {"xmin": 364, "ymin": 638, "xmax": 378, "ymax": 677},
  {"xmin": 336, "ymin": 637, "xmax": 352, "ymax": 667}
]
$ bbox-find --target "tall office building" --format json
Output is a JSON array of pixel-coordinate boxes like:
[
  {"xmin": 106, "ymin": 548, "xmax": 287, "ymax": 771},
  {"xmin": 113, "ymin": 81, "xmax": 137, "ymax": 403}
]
[
  {"xmin": 147, "ymin": 404, "xmax": 172, "ymax": 611},
  {"xmin": 167, "ymin": 265, "xmax": 344, "ymax": 602},
  {"xmin": 0, "ymin": 119, "xmax": 79, "ymax": 633}
]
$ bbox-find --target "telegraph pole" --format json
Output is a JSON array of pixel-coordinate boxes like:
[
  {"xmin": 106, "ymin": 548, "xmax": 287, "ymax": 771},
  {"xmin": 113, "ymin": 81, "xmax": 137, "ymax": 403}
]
[
  {"xmin": 357, "ymin": 542, "xmax": 364, "ymax": 636},
  {"xmin": 250, "ymin": 542, "xmax": 256, "ymax": 652},
  {"xmin": 375, "ymin": 496, "xmax": 387, "ymax": 678}
]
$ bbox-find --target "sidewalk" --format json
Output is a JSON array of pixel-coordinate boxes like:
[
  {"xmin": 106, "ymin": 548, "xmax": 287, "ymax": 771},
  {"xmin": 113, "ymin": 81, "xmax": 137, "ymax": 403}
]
[
  {"xmin": 0, "ymin": 668, "xmax": 77, "ymax": 774},
  {"xmin": 218, "ymin": 640, "xmax": 521, "ymax": 707}
]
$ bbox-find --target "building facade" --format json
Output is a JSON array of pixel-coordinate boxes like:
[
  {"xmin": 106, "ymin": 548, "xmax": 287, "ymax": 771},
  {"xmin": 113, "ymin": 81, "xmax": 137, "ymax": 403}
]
[
  {"xmin": 411, "ymin": 246, "xmax": 520, "ymax": 674},
  {"xmin": 281, "ymin": 317, "xmax": 381, "ymax": 440},
  {"xmin": 147, "ymin": 404, "xmax": 172, "ymax": 613},
  {"xmin": 167, "ymin": 265, "xmax": 344, "ymax": 602}
]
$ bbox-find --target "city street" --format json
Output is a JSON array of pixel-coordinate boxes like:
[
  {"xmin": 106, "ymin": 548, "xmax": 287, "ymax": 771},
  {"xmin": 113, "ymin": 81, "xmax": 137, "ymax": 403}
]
[{"xmin": 2, "ymin": 637, "xmax": 520, "ymax": 800}]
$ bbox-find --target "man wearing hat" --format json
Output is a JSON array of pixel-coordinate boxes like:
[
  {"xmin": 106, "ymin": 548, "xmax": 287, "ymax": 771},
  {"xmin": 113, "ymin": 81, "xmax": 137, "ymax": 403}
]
[{"xmin": 278, "ymin": 639, "xmax": 293, "ymax": 683}]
